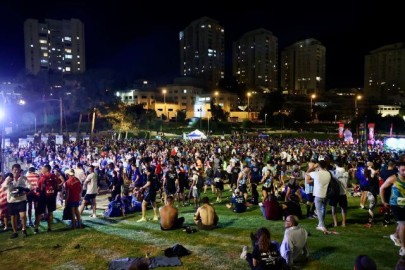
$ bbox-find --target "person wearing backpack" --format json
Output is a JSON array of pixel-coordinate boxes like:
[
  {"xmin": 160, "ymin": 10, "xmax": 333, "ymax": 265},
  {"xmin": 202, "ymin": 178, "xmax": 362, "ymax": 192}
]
[
  {"xmin": 305, "ymin": 160, "xmax": 330, "ymax": 233},
  {"xmin": 330, "ymin": 161, "xmax": 349, "ymax": 227},
  {"xmin": 34, "ymin": 164, "xmax": 60, "ymax": 234}
]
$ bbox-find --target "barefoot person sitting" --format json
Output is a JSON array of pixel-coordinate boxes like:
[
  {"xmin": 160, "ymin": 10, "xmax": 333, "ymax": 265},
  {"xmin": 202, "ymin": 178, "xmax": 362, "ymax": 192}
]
[
  {"xmin": 194, "ymin": 196, "xmax": 218, "ymax": 230},
  {"xmin": 159, "ymin": 195, "xmax": 184, "ymax": 230}
]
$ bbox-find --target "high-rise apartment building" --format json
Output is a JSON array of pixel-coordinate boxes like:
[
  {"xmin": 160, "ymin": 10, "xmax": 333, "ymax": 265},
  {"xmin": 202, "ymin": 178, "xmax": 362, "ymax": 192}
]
[
  {"xmin": 233, "ymin": 28, "xmax": 278, "ymax": 92},
  {"xmin": 179, "ymin": 17, "xmax": 225, "ymax": 91},
  {"xmin": 24, "ymin": 18, "xmax": 85, "ymax": 75},
  {"xmin": 281, "ymin": 38, "xmax": 326, "ymax": 95},
  {"xmin": 364, "ymin": 43, "xmax": 405, "ymax": 100}
]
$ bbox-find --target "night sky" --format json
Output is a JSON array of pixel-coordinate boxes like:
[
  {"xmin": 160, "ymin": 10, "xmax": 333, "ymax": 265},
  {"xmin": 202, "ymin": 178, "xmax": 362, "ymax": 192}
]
[{"xmin": 0, "ymin": 0, "xmax": 402, "ymax": 89}]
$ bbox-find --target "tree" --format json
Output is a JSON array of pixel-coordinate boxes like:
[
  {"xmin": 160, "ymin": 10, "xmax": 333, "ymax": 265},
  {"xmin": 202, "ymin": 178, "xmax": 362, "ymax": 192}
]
[{"xmin": 259, "ymin": 91, "xmax": 285, "ymax": 120}]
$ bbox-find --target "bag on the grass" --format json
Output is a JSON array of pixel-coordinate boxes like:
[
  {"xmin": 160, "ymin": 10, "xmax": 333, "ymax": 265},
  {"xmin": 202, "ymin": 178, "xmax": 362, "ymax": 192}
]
[{"xmin": 164, "ymin": 244, "xmax": 191, "ymax": 257}]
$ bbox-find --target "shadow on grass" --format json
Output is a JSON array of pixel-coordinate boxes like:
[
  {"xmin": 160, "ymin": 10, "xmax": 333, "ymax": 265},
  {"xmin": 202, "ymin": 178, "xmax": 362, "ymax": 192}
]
[{"xmin": 311, "ymin": 246, "xmax": 338, "ymax": 260}]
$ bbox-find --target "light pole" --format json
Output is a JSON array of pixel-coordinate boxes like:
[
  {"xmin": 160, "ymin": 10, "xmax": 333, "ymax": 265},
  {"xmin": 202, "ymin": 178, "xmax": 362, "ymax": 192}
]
[
  {"xmin": 162, "ymin": 89, "xmax": 167, "ymax": 119},
  {"xmin": 198, "ymin": 107, "xmax": 202, "ymax": 130},
  {"xmin": 247, "ymin": 92, "xmax": 251, "ymax": 120},
  {"xmin": 355, "ymin": 95, "xmax": 362, "ymax": 118},
  {"xmin": 265, "ymin": 113, "xmax": 268, "ymax": 129},
  {"xmin": 310, "ymin": 94, "xmax": 316, "ymax": 121}
]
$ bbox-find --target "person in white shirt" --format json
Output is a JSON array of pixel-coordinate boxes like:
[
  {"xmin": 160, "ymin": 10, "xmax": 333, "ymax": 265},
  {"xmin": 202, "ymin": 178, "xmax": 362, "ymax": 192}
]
[
  {"xmin": 305, "ymin": 160, "xmax": 330, "ymax": 233},
  {"xmin": 280, "ymin": 215, "xmax": 309, "ymax": 267},
  {"xmin": 331, "ymin": 161, "xmax": 349, "ymax": 227},
  {"xmin": 79, "ymin": 165, "xmax": 98, "ymax": 218}
]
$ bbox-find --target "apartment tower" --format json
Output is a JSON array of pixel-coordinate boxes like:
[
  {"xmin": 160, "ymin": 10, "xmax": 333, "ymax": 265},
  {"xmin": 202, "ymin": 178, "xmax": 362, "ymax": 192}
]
[
  {"xmin": 281, "ymin": 38, "xmax": 326, "ymax": 95},
  {"xmin": 179, "ymin": 17, "xmax": 225, "ymax": 91},
  {"xmin": 233, "ymin": 28, "xmax": 278, "ymax": 92},
  {"xmin": 24, "ymin": 18, "xmax": 85, "ymax": 75},
  {"xmin": 364, "ymin": 43, "xmax": 405, "ymax": 100}
]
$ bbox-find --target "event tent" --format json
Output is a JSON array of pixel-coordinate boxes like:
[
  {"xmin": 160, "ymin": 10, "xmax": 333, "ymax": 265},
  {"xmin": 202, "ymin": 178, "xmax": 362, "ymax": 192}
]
[{"xmin": 185, "ymin": 129, "xmax": 207, "ymax": 140}]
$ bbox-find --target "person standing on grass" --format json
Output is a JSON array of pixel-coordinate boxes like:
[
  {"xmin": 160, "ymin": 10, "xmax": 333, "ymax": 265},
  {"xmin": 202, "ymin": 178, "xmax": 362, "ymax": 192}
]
[
  {"xmin": 305, "ymin": 160, "xmax": 330, "ymax": 233},
  {"xmin": 34, "ymin": 164, "xmax": 59, "ymax": 234},
  {"xmin": 64, "ymin": 169, "xmax": 82, "ymax": 229},
  {"xmin": 380, "ymin": 161, "xmax": 405, "ymax": 256},
  {"xmin": 1, "ymin": 164, "xmax": 31, "ymax": 239},
  {"xmin": 79, "ymin": 165, "xmax": 98, "ymax": 218},
  {"xmin": 137, "ymin": 167, "xmax": 158, "ymax": 222},
  {"xmin": 330, "ymin": 161, "xmax": 349, "ymax": 227},
  {"xmin": 26, "ymin": 166, "xmax": 40, "ymax": 227}
]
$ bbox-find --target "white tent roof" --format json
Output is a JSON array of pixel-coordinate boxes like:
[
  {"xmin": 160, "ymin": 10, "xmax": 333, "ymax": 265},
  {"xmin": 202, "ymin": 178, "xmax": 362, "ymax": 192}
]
[{"xmin": 186, "ymin": 129, "xmax": 207, "ymax": 140}]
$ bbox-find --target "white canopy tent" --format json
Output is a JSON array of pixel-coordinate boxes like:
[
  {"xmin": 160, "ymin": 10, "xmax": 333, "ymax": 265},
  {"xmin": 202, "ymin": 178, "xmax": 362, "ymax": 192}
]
[{"xmin": 184, "ymin": 129, "xmax": 207, "ymax": 140}]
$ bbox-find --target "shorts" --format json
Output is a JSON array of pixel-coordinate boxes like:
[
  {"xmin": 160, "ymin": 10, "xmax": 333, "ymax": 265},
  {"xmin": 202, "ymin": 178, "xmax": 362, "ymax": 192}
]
[
  {"xmin": 192, "ymin": 186, "xmax": 201, "ymax": 199},
  {"xmin": 84, "ymin": 193, "xmax": 97, "ymax": 202},
  {"xmin": 360, "ymin": 184, "xmax": 370, "ymax": 192},
  {"xmin": 329, "ymin": 195, "xmax": 348, "ymax": 211},
  {"xmin": 239, "ymin": 184, "xmax": 248, "ymax": 194},
  {"xmin": 67, "ymin": 201, "xmax": 80, "ymax": 208},
  {"xmin": 391, "ymin": 205, "xmax": 405, "ymax": 222},
  {"xmin": 27, "ymin": 192, "xmax": 39, "ymax": 203},
  {"xmin": 36, "ymin": 196, "xmax": 57, "ymax": 215},
  {"xmin": 8, "ymin": 201, "xmax": 27, "ymax": 216},
  {"xmin": 143, "ymin": 191, "xmax": 156, "ymax": 204}
]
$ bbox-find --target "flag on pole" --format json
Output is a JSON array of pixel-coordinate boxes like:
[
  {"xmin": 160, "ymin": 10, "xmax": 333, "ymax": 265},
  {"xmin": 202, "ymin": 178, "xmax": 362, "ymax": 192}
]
[{"xmin": 338, "ymin": 123, "xmax": 344, "ymax": 138}]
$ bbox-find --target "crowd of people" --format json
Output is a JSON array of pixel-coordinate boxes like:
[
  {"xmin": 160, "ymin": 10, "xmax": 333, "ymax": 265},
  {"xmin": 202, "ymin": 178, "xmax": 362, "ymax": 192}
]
[{"xmin": 0, "ymin": 135, "xmax": 404, "ymax": 268}]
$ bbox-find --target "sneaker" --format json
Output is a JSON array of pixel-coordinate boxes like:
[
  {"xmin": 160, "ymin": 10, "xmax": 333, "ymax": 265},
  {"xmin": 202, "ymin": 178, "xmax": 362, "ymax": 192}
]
[
  {"xmin": 391, "ymin": 234, "xmax": 401, "ymax": 247},
  {"xmin": 10, "ymin": 232, "xmax": 18, "ymax": 239},
  {"xmin": 137, "ymin": 217, "xmax": 147, "ymax": 222},
  {"xmin": 152, "ymin": 216, "xmax": 159, "ymax": 221},
  {"xmin": 400, "ymin": 247, "xmax": 405, "ymax": 256},
  {"xmin": 34, "ymin": 228, "xmax": 39, "ymax": 234},
  {"xmin": 240, "ymin": 245, "xmax": 248, "ymax": 260},
  {"xmin": 90, "ymin": 214, "xmax": 97, "ymax": 218},
  {"xmin": 316, "ymin": 226, "xmax": 327, "ymax": 232},
  {"xmin": 22, "ymin": 230, "xmax": 28, "ymax": 238}
]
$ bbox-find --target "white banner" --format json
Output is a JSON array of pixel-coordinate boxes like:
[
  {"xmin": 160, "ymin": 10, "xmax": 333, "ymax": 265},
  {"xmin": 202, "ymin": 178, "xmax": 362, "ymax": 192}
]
[
  {"xmin": 69, "ymin": 136, "xmax": 76, "ymax": 142},
  {"xmin": 56, "ymin": 135, "xmax": 63, "ymax": 145},
  {"xmin": 4, "ymin": 138, "xmax": 10, "ymax": 147},
  {"xmin": 18, "ymin": 138, "xmax": 28, "ymax": 148},
  {"xmin": 27, "ymin": 135, "xmax": 34, "ymax": 143},
  {"xmin": 41, "ymin": 135, "xmax": 48, "ymax": 144}
]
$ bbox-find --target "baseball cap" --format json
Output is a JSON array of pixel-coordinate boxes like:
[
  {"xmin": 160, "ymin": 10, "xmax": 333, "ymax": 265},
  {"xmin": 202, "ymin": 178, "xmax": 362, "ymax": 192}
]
[{"xmin": 65, "ymin": 169, "xmax": 75, "ymax": 176}]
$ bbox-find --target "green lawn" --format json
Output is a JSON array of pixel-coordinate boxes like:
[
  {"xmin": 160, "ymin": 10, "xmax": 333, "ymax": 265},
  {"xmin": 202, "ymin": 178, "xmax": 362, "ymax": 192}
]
[{"xmin": 0, "ymin": 192, "xmax": 398, "ymax": 270}]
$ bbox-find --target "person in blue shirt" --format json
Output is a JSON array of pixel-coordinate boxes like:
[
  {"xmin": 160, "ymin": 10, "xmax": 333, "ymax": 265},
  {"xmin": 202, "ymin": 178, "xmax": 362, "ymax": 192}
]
[
  {"xmin": 104, "ymin": 194, "xmax": 125, "ymax": 217},
  {"xmin": 226, "ymin": 189, "xmax": 249, "ymax": 213}
]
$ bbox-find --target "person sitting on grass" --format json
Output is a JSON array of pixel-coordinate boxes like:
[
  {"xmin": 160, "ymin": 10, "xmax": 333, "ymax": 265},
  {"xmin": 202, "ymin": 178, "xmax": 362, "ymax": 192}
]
[
  {"xmin": 259, "ymin": 194, "xmax": 282, "ymax": 221},
  {"xmin": 240, "ymin": 227, "xmax": 285, "ymax": 270},
  {"xmin": 226, "ymin": 188, "xmax": 251, "ymax": 213},
  {"xmin": 280, "ymin": 215, "xmax": 309, "ymax": 268},
  {"xmin": 194, "ymin": 196, "xmax": 218, "ymax": 230},
  {"xmin": 104, "ymin": 194, "xmax": 125, "ymax": 218},
  {"xmin": 282, "ymin": 194, "xmax": 303, "ymax": 220},
  {"xmin": 159, "ymin": 195, "xmax": 185, "ymax": 230}
]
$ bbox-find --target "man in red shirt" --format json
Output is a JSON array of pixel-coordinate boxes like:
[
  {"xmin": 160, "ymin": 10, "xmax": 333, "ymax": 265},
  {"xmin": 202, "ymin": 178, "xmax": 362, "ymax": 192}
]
[
  {"xmin": 34, "ymin": 165, "xmax": 59, "ymax": 234},
  {"xmin": 65, "ymin": 169, "xmax": 82, "ymax": 229}
]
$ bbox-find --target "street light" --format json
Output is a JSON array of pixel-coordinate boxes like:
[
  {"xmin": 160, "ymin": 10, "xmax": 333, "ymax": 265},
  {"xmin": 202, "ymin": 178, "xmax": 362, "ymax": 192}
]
[
  {"xmin": 247, "ymin": 92, "xmax": 251, "ymax": 120},
  {"xmin": 162, "ymin": 89, "xmax": 167, "ymax": 119},
  {"xmin": 355, "ymin": 95, "xmax": 362, "ymax": 118},
  {"xmin": 214, "ymin": 91, "xmax": 219, "ymax": 105},
  {"xmin": 197, "ymin": 107, "xmax": 202, "ymax": 130},
  {"xmin": 310, "ymin": 94, "xmax": 316, "ymax": 121},
  {"xmin": 265, "ymin": 113, "xmax": 268, "ymax": 129}
]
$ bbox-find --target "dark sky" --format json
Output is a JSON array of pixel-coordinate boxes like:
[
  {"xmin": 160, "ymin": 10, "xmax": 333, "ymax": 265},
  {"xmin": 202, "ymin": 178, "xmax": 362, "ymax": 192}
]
[{"xmin": 0, "ymin": 0, "xmax": 402, "ymax": 89}]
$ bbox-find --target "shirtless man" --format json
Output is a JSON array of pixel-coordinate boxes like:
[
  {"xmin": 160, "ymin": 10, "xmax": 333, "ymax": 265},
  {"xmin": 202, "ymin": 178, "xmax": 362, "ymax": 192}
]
[
  {"xmin": 193, "ymin": 196, "xmax": 218, "ymax": 230},
  {"xmin": 159, "ymin": 195, "xmax": 184, "ymax": 230}
]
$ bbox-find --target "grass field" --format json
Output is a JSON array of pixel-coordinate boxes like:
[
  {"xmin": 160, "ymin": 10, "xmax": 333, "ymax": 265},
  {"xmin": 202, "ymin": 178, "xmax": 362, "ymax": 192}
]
[{"xmin": 0, "ymin": 191, "xmax": 399, "ymax": 270}]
